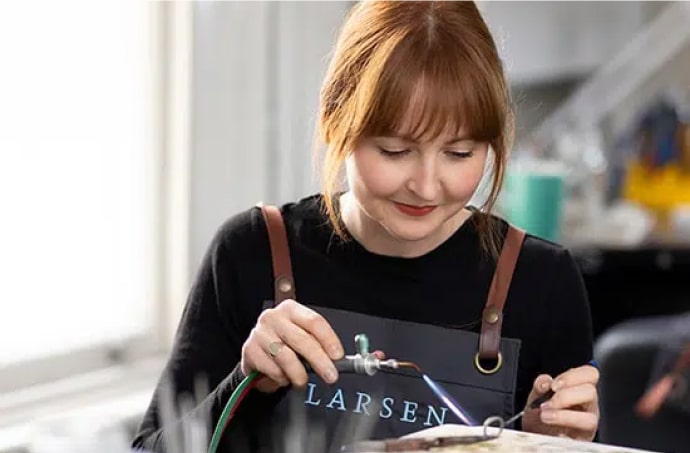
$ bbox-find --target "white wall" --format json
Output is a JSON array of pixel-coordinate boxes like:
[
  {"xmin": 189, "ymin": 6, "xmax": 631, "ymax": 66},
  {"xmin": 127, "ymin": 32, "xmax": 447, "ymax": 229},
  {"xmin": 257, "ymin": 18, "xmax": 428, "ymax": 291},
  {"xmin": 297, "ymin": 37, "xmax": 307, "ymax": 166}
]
[
  {"xmin": 189, "ymin": 2, "xmax": 351, "ymax": 272},
  {"xmin": 480, "ymin": 1, "xmax": 649, "ymax": 86}
]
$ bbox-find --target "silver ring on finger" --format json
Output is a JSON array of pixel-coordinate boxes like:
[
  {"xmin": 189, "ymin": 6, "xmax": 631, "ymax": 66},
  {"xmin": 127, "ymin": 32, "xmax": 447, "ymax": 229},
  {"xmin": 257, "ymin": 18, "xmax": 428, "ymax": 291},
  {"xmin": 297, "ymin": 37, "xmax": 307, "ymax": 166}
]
[{"xmin": 267, "ymin": 340, "xmax": 285, "ymax": 359}]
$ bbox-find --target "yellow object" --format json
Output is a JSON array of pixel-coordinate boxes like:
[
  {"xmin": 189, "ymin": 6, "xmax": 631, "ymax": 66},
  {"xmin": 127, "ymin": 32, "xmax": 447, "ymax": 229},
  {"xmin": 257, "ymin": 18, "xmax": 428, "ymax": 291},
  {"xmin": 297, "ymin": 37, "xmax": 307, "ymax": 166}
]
[{"xmin": 623, "ymin": 161, "xmax": 690, "ymax": 214}]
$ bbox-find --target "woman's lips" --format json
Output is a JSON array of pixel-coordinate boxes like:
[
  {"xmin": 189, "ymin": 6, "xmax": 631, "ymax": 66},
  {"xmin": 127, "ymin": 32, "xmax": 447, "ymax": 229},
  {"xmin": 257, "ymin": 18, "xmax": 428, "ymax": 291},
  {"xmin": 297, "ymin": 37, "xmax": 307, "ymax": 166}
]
[{"xmin": 393, "ymin": 202, "xmax": 437, "ymax": 217}]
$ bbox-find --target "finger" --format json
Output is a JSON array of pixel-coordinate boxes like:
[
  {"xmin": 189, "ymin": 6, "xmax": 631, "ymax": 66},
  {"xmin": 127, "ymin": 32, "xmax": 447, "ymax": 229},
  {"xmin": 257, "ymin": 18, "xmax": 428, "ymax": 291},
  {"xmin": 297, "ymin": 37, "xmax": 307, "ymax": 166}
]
[
  {"xmin": 283, "ymin": 301, "xmax": 344, "ymax": 359},
  {"xmin": 257, "ymin": 303, "xmax": 338, "ymax": 385},
  {"xmin": 532, "ymin": 374, "xmax": 554, "ymax": 395},
  {"xmin": 540, "ymin": 408, "xmax": 599, "ymax": 433},
  {"xmin": 552, "ymin": 365, "xmax": 600, "ymax": 391},
  {"xmin": 250, "ymin": 327, "xmax": 312, "ymax": 387},
  {"xmin": 272, "ymin": 318, "xmax": 339, "ymax": 385},
  {"xmin": 525, "ymin": 375, "xmax": 553, "ymax": 407},
  {"xmin": 270, "ymin": 340, "xmax": 312, "ymax": 387},
  {"xmin": 242, "ymin": 341, "xmax": 289, "ymax": 386},
  {"xmin": 255, "ymin": 376, "xmax": 282, "ymax": 393},
  {"xmin": 541, "ymin": 383, "xmax": 598, "ymax": 411}
]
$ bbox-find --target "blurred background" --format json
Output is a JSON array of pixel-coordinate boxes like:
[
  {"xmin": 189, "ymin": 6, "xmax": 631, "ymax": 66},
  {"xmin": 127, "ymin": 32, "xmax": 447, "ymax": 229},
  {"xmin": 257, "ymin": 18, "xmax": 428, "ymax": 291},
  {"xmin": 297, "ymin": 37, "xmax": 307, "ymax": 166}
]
[{"xmin": 0, "ymin": 1, "xmax": 688, "ymax": 452}]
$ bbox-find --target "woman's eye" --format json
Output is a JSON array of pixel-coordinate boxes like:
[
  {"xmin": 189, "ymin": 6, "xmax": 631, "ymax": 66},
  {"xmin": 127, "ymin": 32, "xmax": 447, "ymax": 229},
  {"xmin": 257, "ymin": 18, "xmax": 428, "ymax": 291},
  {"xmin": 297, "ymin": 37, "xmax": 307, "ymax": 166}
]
[
  {"xmin": 446, "ymin": 150, "xmax": 474, "ymax": 159},
  {"xmin": 378, "ymin": 147, "xmax": 410, "ymax": 157}
]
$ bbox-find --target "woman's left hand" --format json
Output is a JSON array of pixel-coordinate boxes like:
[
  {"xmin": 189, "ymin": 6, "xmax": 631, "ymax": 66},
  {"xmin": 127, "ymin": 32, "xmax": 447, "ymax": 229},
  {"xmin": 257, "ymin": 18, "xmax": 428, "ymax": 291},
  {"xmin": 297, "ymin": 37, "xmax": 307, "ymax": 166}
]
[{"xmin": 521, "ymin": 365, "xmax": 600, "ymax": 441}]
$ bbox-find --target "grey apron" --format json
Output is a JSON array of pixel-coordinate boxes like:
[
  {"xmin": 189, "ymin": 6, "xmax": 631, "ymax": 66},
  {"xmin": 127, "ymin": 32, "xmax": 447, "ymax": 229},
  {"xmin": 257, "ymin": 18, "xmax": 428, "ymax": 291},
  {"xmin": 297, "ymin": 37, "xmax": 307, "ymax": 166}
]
[{"xmin": 253, "ymin": 205, "xmax": 525, "ymax": 453}]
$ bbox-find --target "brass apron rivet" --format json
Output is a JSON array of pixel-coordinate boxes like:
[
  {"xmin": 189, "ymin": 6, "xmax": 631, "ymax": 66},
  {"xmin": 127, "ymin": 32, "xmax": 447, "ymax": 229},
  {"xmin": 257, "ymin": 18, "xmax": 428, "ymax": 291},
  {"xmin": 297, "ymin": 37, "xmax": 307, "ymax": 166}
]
[
  {"xmin": 484, "ymin": 307, "xmax": 500, "ymax": 324},
  {"xmin": 277, "ymin": 277, "xmax": 293, "ymax": 294}
]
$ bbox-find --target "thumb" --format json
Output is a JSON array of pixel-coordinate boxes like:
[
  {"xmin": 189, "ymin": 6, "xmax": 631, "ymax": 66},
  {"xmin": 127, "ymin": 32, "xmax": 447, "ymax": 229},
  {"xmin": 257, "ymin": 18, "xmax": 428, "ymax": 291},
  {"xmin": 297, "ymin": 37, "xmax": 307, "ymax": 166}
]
[{"xmin": 255, "ymin": 375, "xmax": 284, "ymax": 393}]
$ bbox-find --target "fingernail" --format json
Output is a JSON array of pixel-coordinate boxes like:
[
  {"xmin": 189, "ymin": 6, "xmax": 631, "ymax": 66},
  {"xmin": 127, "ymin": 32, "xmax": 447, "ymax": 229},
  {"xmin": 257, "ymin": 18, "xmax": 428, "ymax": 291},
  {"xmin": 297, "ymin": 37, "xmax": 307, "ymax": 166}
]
[
  {"xmin": 541, "ymin": 410, "xmax": 557, "ymax": 423},
  {"xmin": 325, "ymin": 368, "xmax": 338, "ymax": 383},
  {"xmin": 329, "ymin": 345, "xmax": 344, "ymax": 359},
  {"xmin": 552, "ymin": 379, "xmax": 565, "ymax": 391},
  {"xmin": 540, "ymin": 402, "xmax": 553, "ymax": 410},
  {"xmin": 541, "ymin": 381, "xmax": 551, "ymax": 391}
]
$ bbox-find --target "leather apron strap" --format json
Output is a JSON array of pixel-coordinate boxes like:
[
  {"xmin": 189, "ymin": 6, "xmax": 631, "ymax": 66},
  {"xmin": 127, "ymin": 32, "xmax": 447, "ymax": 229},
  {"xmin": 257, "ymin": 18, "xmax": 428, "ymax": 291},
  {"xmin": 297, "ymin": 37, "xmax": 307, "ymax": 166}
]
[
  {"xmin": 478, "ymin": 226, "xmax": 526, "ymax": 364},
  {"xmin": 258, "ymin": 204, "xmax": 296, "ymax": 304},
  {"xmin": 258, "ymin": 203, "xmax": 526, "ymax": 367}
]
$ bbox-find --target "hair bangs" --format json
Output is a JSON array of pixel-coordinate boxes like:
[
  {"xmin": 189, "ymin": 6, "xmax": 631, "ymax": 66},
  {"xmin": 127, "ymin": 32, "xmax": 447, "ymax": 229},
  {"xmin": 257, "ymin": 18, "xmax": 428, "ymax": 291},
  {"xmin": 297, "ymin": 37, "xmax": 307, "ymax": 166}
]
[{"xmin": 361, "ymin": 31, "xmax": 503, "ymax": 144}]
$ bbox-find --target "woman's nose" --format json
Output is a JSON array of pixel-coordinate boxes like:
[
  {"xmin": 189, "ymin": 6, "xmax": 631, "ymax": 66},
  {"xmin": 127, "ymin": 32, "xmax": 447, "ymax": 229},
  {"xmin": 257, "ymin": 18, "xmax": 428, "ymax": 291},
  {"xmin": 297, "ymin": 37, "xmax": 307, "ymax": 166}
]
[{"xmin": 406, "ymin": 159, "xmax": 441, "ymax": 202}]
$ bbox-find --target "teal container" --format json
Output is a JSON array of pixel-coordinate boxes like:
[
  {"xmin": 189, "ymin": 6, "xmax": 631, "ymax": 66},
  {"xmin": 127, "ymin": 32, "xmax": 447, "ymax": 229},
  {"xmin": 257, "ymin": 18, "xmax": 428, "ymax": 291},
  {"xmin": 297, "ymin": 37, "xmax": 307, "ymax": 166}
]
[{"xmin": 502, "ymin": 162, "xmax": 565, "ymax": 242}]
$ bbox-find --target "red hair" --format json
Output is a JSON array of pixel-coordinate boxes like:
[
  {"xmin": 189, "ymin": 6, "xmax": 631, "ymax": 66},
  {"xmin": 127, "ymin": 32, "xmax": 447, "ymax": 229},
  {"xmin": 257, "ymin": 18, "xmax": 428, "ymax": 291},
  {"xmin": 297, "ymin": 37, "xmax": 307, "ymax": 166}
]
[{"xmin": 318, "ymin": 1, "xmax": 514, "ymax": 256}]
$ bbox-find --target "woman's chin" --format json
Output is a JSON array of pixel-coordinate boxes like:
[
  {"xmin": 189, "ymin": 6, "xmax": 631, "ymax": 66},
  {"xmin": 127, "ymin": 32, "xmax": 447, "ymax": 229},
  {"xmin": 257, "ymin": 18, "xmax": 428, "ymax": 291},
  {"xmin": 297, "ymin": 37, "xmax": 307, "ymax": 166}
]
[{"xmin": 381, "ymin": 220, "xmax": 441, "ymax": 244}]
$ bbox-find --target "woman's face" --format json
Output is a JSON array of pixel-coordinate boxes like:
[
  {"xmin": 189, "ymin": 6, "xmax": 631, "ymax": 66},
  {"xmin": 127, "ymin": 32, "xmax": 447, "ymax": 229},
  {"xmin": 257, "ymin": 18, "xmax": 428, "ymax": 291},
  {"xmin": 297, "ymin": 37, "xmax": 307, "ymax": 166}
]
[{"xmin": 345, "ymin": 126, "xmax": 488, "ymax": 244}]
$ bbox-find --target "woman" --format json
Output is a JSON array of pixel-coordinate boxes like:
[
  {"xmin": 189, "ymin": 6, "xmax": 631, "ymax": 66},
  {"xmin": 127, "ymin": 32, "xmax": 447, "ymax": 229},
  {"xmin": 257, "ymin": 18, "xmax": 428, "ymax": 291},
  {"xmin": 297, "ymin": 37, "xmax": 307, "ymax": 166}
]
[{"xmin": 133, "ymin": 2, "xmax": 599, "ymax": 452}]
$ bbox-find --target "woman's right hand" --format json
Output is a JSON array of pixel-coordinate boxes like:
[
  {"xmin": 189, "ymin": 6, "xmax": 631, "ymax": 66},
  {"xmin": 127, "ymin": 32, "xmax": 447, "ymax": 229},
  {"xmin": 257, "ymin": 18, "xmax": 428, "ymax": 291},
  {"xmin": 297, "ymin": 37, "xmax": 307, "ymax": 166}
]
[{"xmin": 240, "ymin": 299, "xmax": 345, "ymax": 393}]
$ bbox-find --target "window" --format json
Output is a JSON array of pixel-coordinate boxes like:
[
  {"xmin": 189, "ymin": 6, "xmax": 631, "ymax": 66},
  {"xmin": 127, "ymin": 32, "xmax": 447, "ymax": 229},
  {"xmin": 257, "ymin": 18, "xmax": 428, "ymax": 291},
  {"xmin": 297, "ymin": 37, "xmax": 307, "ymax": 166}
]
[{"xmin": 0, "ymin": 1, "xmax": 165, "ymax": 393}]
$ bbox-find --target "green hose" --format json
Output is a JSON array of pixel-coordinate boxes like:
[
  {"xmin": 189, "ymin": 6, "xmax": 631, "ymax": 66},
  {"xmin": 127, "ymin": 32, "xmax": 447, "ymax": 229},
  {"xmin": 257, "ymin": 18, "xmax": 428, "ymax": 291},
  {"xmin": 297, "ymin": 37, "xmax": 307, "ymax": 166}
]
[{"xmin": 207, "ymin": 370, "xmax": 260, "ymax": 453}]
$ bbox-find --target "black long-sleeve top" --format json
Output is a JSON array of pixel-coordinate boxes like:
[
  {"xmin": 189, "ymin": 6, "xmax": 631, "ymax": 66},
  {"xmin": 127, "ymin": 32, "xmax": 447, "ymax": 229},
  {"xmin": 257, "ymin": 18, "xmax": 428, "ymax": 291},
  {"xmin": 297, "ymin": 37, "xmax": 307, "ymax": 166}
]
[{"xmin": 132, "ymin": 194, "xmax": 593, "ymax": 452}]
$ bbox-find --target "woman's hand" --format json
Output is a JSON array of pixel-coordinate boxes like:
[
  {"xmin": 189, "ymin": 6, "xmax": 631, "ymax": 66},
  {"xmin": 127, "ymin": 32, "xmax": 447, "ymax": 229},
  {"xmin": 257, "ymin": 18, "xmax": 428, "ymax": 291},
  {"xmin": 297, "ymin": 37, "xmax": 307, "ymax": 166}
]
[
  {"xmin": 240, "ymin": 299, "xmax": 344, "ymax": 393},
  {"xmin": 522, "ymin": 365, "xmax": 600, "ymax": 441}
]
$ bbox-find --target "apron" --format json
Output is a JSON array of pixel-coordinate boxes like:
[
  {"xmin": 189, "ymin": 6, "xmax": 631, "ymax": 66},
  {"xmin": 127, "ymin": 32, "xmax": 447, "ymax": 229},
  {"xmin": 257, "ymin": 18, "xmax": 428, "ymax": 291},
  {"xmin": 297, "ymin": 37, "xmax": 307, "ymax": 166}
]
[{"xmin": 252, "ymin": 205, "xmax": 526, "ymax": 453}]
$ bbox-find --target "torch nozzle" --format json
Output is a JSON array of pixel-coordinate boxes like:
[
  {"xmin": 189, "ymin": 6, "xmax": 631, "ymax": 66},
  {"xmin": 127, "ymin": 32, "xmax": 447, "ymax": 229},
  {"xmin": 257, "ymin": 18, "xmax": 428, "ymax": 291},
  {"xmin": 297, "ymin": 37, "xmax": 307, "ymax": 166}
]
[{"xmin": 396, "ymin": 361, "xmax": 422, "ymax": 373}]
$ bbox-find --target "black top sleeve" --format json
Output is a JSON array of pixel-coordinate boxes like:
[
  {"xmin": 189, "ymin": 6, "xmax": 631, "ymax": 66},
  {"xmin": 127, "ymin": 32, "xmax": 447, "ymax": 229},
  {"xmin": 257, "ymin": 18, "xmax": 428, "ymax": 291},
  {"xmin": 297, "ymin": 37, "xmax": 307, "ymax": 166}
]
[
  {"xmin": 538, "ymin": 248, "xmax": 594, "ymax": 386},
  {"xmin": 132, "ymin": 214, "xmax": 269, "ymax": 452}
]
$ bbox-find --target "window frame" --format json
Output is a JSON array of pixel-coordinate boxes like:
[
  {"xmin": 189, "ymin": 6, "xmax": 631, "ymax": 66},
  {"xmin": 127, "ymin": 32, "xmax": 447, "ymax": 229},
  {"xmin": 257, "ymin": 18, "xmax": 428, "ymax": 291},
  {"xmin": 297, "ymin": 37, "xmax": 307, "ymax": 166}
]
[{"xmin": 0, "ymin": 1, "xmax": 193, "ymax": 398}]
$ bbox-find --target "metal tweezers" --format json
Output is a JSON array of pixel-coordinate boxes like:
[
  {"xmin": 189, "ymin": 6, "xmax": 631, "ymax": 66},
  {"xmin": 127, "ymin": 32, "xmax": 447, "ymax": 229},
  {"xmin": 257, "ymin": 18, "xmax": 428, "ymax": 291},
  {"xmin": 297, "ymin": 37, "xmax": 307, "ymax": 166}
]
[
  {"xmin": 341, "ymin": 416, "xmax": 506, "ymax": 452},
  {"xmin": 341, "ymin": 434, "xmax": 496, "ymax": 452}
]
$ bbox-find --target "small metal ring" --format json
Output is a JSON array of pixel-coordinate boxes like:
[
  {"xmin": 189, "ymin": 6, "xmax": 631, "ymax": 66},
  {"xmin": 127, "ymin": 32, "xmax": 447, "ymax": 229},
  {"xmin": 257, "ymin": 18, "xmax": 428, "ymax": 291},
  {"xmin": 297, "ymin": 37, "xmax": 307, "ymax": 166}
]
[
  {"xmin": 474, "ymin": 352, "xmax": 503, "ymax": 375},
  {"xmin": 482, "ymin": 415, "xmax": 505, "ymax": 439},
  {"xmin": 267, "ymin": 341, "xmax": 285, "ymax": 358}
]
